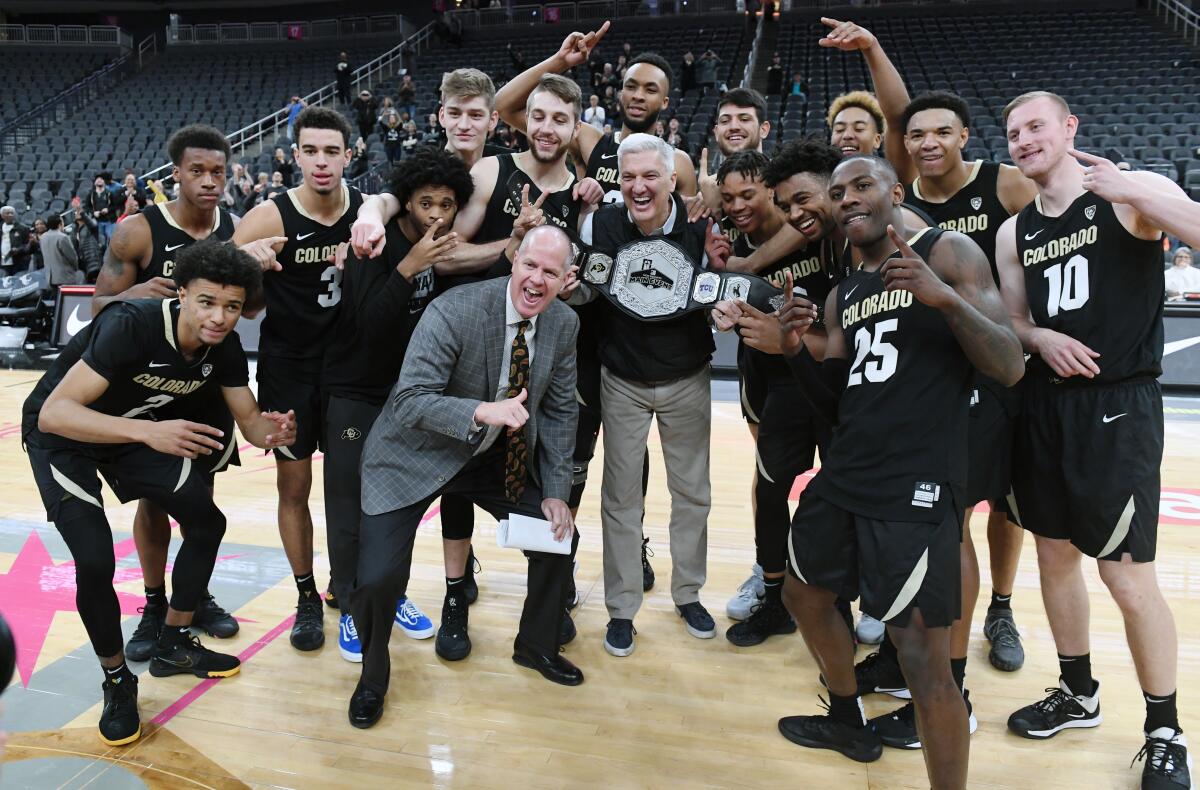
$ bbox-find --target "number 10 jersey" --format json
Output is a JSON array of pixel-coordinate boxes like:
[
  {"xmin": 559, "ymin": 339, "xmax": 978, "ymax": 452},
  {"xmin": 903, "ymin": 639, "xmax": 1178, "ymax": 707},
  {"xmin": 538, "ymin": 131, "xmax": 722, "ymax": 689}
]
[{"xmin": 809, "ymin": 227, "xmax": 972, "ymax": 522}]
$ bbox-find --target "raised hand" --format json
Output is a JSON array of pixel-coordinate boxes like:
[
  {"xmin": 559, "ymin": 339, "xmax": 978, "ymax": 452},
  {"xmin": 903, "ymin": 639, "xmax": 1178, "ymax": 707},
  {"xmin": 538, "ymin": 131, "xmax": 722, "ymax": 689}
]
[
  {"xmin": 880, "ymin": 225, "xmax": 955, "ymax": 309},
  {"xmin": 703, "ymin": 218, "xmax": 732, "ymax": 270},
  {"xmin": 1070, "ymin": 148, "xmax": 1138, "ymax": 205},
  {"xmin": 400, "ymin": 218, "xmax": 458, "ymax": 277},
  {"xmin": 555, "ymin": 21, "xmax": 610, "ymax": 69},
  {"xmin": 818, "ymin": 17, "xmax": 879, "ymax": 51},
  {"xmin": 573, "ymin": 176, "xmax": 604, "ymax": 208},
  {"xmin": 697, "ymin": 147, "xmax": 720, "ymax": 213},
  {"xmin": 350, "ymin": 214, "xmax": 387, "ymax": 259},
  {"xmin": 736, "ymin": 300, "xmax": 784, "ymax": 355},
  {"xmin": 128, "ymin": 276, "xmax": 178, "ymax": 299},
  {"xmin": 143, "ymin": 419, "xmax": 224, "ymax": 459},
  {"xmin": 778, "ymin": 271, "xmax": 819, "ymax": 357},
  {"xmin": 239, "ymin": 236, "xmax": 287, "ymax": 272},
  {"xmin": 474, "ymin": 388, "xmax": 529, "ymax": 430},
  {"xmin": 512, "ymin": 183, "xmax": 548, "ymax": 241}
]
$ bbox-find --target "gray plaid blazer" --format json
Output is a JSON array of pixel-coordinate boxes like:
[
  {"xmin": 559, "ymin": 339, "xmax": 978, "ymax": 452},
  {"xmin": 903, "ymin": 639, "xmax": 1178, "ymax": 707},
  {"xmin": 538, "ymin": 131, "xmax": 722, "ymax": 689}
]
[{"xmin": 360, "ymin": 277, "xmax": 580, "ymax": 515}]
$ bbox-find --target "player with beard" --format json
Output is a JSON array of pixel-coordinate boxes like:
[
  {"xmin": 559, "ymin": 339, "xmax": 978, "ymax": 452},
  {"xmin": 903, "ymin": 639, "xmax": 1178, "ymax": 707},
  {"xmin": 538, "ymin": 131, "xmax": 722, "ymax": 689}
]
[
  {"xmin": 324, "ymin": 148, "xmax": 474, "ymax": 662},
  {"xmin": 997, "ymin": 92, "xmax": 1199, "ymax": 790},
  {"xmin": 709, "ymin": 146, "xmax": 844, "ymax": 644},
  {"xmin": 93, "ymin": 125, "xmax": 283, "ymax": 662},
  {"xmin": 23, "ymin": 241, "xmax": 295, "ymax": 746},
  {"xmin": 775, "ymin": 156, "xmax": 1022, "ymax": 787},
  {"xmin": 695, "ymin": 88, "xmax": 772, "ymax": 216},
  {"xmin": 495, "ymin": 22, "xmax": 698, "ymax": 206}
]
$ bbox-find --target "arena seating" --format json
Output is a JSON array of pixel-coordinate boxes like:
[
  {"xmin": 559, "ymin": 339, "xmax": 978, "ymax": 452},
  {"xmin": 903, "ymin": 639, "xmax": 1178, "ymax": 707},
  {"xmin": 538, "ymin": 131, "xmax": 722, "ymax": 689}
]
[
  {"xmin": 771, "ymin": 7, "xmax": 1200, "ymax": 197},
  {"xmin": 0, "ymin": 50, "xmax": 116, "ymax": 125}
]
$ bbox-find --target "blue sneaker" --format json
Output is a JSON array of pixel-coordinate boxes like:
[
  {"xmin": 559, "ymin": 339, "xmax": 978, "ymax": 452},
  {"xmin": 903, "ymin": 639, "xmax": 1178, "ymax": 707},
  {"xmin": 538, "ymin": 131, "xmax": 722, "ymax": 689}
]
[
  {"xmin": 338, "ymin": 614, "xmax": 362, "ymax": 663},
  {"xmin": 394, "ymin": 596, "xmax": 435, "ymax": 640}
]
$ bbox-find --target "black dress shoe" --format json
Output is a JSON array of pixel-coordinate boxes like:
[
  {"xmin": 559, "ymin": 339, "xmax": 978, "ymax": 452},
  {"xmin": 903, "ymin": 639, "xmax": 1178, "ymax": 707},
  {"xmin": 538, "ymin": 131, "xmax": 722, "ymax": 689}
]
[
  {"xmin": 513, "ymin": 642, "xmax": 584, "ymax": 686},
  {"xmin": 349, "ymin": 682, "xmax": 384, "ymax": 729},
  {"xmin": 559, "ymin": 610, "xmax": 576, "ymax": 646}
]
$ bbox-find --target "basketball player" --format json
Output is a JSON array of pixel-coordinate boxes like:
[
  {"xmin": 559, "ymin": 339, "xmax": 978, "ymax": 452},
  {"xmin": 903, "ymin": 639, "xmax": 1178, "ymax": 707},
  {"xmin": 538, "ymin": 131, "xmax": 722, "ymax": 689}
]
[
  {"xmin": 233, "ymin": 106, "xmax": 379, "ymax": 653},
  {"xmin": 996, "ymin": 91, "xmax": 1198, "ymax": 789},
  {"xmin": 324, "ymin": 147, "xmax": 474, "ymax": 662},
  {"xmin": 775, "ymin": 156, "xmax": 1022, "ymax": 788},
  {"xmin": 711, "ymin": 146, "xmax": 842, "ymax": 643},
  {"xmin": 23, "ymin": 241, "xmax": 294, "ymax": 746},
  {"xmin": 694, "ymin": 87, "xmax": 772, "ymax": 215},
  {"xmin": 92, "ymin": 125, "xmax": 281, "ymax": 662}
]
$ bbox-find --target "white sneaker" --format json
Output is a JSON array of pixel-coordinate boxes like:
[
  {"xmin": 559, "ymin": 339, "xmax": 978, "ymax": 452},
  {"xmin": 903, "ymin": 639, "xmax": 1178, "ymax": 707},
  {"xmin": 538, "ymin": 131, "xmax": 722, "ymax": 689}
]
[
  {"xmin": 856, "ymin": 613, "xmax": 885, "ymax": 645},
  {"xmin": 726, "ymin": 564, "xmax": 765, "ymax": 621}
]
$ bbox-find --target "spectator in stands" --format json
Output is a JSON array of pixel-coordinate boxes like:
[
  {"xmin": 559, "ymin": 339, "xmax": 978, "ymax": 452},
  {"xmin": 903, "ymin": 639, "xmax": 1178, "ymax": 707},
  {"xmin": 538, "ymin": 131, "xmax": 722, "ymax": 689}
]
[
  {"xmin": 119, "ymin": 172, "xmax": 146, "ymax": 215},
  {"xmin": 273, "ymin": 147, "xmax": 296, "ymax": 186},
  {"xmin": 766, "ymin": 53, "xmax": 784, "ymax": 95},
  {"xmin": 697, "ymin": 49, "xmax": 721, "ymax": 95},
  {"xmin": 1166, "ymin": 246, "xmax": 1200, "ymax": 299},
  {"xmin": 1, "ymin": 206, "xmax": 29, "ymax": 275},
  {"xmin": 681, "ymin": 51, "xmax": 697, "ymax": 94},
  {"xmin": 654, "ymin": 120, "xmax": 665, "ymax": 138},
  {"xmin": 622, "ymin": 41, "xmax": 632, "ymax": 60},
  {"xmin": 616, "ymin": 54, "xmax": 629, "ymax": 80},
  {"xmin": 224, "ymin": 163, "xmax": 254, "ymax": 212},
  {"xmin": 27, "ymin": 218, "xmax": 46, "ymax": 272},
  {"xmin": 265, "ymin": 171, "xmax": 288, "ymax": 201},
  {"xmin": 508, "ymin": 44, "xmax": 528, "ymax": 74},
  {"xmin": 121, "ymin": 168, "xmax": 147, "ymax": 192},
  {"xmin": 602, "ymin": 122, "xmax": 614, "ymax": 140},
  {"xmin": 377, "ymin": 98, "xmax": 397, "ymax": 133},
  {"xmin": 244, "ymin": 172, "xmax": 272, "ymax": 213},
  {"xmin": 589, "ymin": 52, "xmax": 606, "ymax": 92},
  {"xmin": 584, "ymin": 94, "xmax": 606, "ymax": 130},
  {"xmin": 789, "ymin": 72, "xmax": 808, "ymax": 101},
  {"xmin": 285, "ymin": 95, "xmax": 307, "ymax": 141},
  {"xmin": 349, "ymin": 137, "xmax": 370, "ymax": 179},
  {"xmin": 602, "ymin": 85, "xmax": 620, "ymax": 125},
  {"xmin": 602, "ymin": 62, "xmax": 619, "ymax": 93},
  {"xmin": 422, "ymin": 112, "xmax": 444, "ymax": 145},
  {"xmin": 665, "ymin": 116, "xmax": 685, "ymax": 150},
  {"xmin": 39, "ymin": 214, "xmax": 79, "ymax": 286},
  {"xmin": 398, "ymin": 74, "xmax": 418, "ymax": 120},
  {"xmin": 401, "ymin": 120, "xmax": 422, "ymax": 157},
  {"xmin": 71, "ymin": 209, "xmax": 102, "ymax": 282},
  {"xmin": 83, "ymin": 175, "xmax": 116, "ymax": 251},
  {"xmin": 353, "ymin": 89, "xmax": 380, "ymax": 142},
  {"xmin": 336, "ymin": 51, "xmax": 353, "ymax": 105},
  {"xmin": 382, "ymin": 112, "xmax": 403, "ymax": 164}
]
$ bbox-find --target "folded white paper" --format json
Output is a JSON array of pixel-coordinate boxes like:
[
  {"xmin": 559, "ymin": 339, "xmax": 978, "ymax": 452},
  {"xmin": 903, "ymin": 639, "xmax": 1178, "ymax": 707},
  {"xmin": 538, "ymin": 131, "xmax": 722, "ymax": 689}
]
[{"xmin": 496, "ymin": 514, "xmax": 571, "ymax": 555}]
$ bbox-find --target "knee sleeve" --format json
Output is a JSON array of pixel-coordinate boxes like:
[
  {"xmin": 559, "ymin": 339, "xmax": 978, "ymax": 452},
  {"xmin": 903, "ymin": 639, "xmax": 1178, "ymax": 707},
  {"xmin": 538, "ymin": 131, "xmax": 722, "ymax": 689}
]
[
  {"xmin": 440, "ymin": 494, "xmax": 475, "ymax": 540},
  {"xmin": 162, "ymin": 491, "xmax": 227, "ymax": 612},
  {"xmin": 55, "ymin": 503, "xmax": 123, "ymax": 658}
]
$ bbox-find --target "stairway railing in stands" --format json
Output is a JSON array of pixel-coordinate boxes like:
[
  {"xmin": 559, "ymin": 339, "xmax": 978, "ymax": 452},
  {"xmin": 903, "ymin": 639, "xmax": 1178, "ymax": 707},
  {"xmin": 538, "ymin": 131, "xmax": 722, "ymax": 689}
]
[
  {"xmin": 168, "ymin": 14, "xmax": 407, "ymax": 45},
  {"xmin": 0, "ymin": 24, "xmax": 132, "ymax": 48},
  {"xmin": 447, "ymin": 0, "xmax": 743, "ymax": 28},
  {"xmin": 0, "ymin": 34, "xmax": 157, "ymax": 157},
  {"xmin": 140, "ymin": 20, "xmax": 434, "ymax": 182},
  {"xmin": 742, "ymin": 10, "xmax": 764, "ymax": 89},
  {"xmin": 1150, "ymin": 0, "xmax": 1200, "ymax": 47}
]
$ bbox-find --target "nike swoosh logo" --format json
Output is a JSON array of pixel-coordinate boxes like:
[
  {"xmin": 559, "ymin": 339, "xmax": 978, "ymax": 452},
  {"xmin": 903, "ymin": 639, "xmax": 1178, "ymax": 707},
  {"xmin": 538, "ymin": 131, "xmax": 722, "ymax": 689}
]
[
  {"xmin": 1102, "ymin": 413, "xmax": 1127, "ymax": 423},
  {"xmin": 66, "ymin": 304, "xmax": 91, "ymax": 336},
  {"xmin": 844, "ymin": 283, "xmax": 860, "ymax": 299},
  {"xmin": 1164, "ymin": 335, "xmax": 1200, "ymax": 356},
  {"xmin": 296, "ymin": 232, "xmax": 315, "ymax": 241},
  {"xmin": 148, "ymin": 362, "xmax": 171, "ymax": 368},
  {"xmin": 164, "ymin": 243, "xmax": 185, "ymax": 252},
  {"xmin": 601, "ymin": 153, "xmax": 618, "ymax": 160},
  {"xmin": 1024, "ymin": 229, "xmax": 1045, "ymax": 241},
  {"xmin": 157, "ymin": 655, "xmax": 195, "ymax": 668},
  {"xmin": 1066, "ymin": 711, "xmax": 1090, "ymax": 718}
]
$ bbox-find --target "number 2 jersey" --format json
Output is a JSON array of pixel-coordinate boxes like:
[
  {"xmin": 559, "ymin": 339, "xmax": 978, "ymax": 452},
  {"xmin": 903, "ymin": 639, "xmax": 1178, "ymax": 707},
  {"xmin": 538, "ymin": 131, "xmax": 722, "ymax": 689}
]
[
  {"xmin": 1016, "ymin": 193, "xmax": 1164, "ymax": 385},
  {"xmin": 260, "ymin": 184, "xmax": 363, "ymax": 367},
  {"xmin": 809, "ymin": 227, "xmax": 972, "ymax": 521},
  {"xmin": 22, "ymin": 298, "xmax": 249, "ymax": 448}
]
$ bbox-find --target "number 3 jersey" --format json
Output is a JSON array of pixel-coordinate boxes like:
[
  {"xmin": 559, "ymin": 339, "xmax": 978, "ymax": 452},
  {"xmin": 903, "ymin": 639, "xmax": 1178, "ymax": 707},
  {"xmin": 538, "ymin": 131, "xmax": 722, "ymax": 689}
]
[
  {"xmin": 260, "ymin": 184, "xmax": 363, "ymax": 366},
  {"xmin": 1015, "ymin": 193, "xmax": 1164, "ymax": 385},
  {"xmin": 22, "ymin": 298, "xmax": 248, "ymax": 447},
  {"xmin": 809, "ymin": 227, "xmax": 972, "ymax": 522}
]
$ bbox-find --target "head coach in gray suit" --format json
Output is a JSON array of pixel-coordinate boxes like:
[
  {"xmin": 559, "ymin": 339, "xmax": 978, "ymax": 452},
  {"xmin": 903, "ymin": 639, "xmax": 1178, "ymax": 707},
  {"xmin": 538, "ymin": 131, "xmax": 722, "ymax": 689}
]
[{"xmin": 349, "ymin": 225, "xmax": 582, "ymax": 729}]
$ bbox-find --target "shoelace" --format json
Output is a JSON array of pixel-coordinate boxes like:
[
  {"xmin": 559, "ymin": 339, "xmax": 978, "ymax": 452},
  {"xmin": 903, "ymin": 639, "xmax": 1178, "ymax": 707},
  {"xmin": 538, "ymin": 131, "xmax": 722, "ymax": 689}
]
[
  {"xmin": 1132, "ymin": 736, "xmax": 1188, "ymax": 775},
  {"xmin": 342, "ymin": 616, "xmax": 359, "ymax": 639},
  {"xmin": 641, "ymin": 537, "xmax": 654, "ymax": 562},
  {"xmin": 443, "ymin": 598, "xmax": 468, "ymax": 628},
  {"xmin": 1032, "ymin": 687, "xmax": 1075, "ymax": 715},
  {"xmin": 735, "ymin": 574, "xmax": 764, "ymax": 598},
  {"xmin": 295, "ymin": 598, "xmax": 323, "ymax": 625},
  {"xmin": 470, "ymin": 551, "xmax": 483, "ymax": 575},
  {"xmin": 986, "ymin": 615, "xmax": 1021, "ymax": 647},
  {"xmin": 399, "ymin": 599, "xmax": 425, "ymax": 622},
  {"xmin": 198, "ymin": 595, "xmax": 231, "ymax": 617}
]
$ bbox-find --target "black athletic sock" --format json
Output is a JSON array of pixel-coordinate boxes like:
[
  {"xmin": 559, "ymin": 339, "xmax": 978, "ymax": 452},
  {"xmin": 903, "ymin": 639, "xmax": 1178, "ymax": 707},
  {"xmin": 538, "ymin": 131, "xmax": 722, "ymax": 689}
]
[
  {"xmin": 446, "ymin": 575, "xmax": 466, "ymax": 599},
  {"xmin": 156, "ymin": 625, "xmax": 191, "ymax": 650},
  {"xmin": 1144, "ymin": 690, "xmax": 1181, "ymax": 734},
  {"xmin": 144, "ymin": 585, "xmax": 167, "ymax": 608},
  {"xmin": 763, "ymin": 577, "xmax": 783, "ymax": 605},
  {"xmin": 295, "ymin": 573, "xmax": 318, "ymax": 600},
  {"xmin": 989, "ymin": 590, "xmax": 1012, "ymax": 612},
  {"xmin": 828, "ymin": 691, "xmax": 866, "ymax": 729},
  {"xmin": 1058, "ymin": 653, "xmax": 1096, "ymax": 697},
  {"xmin": 951, "ymin": 657, "xmax": 967, "ymax": 694},
  {"xmin": 103, "ymin": 661, "xmax": 133, "ymax": 682}
]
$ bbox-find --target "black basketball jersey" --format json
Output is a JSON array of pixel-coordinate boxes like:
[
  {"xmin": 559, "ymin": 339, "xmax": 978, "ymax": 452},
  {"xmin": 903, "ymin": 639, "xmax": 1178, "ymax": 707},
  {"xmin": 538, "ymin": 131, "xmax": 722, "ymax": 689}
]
[
  {"xmin": 811, "ymin": 227, "xmax": 971, "ymax": 521},
  {"xmin": 22, "ymin": 299, "xmax": 248, "ymax": 443},
  {"xmin": 907, "ymin": 161, "xmax": 1010, "ymax": 284},
  {"xmin": 476, "ymin": 154, "xmax": 582, "ymax": 243},
  {"xmin": 139, "ymin": 202, "xmax": 235, "ymax": 282},
  {"xmin": 1016, "ymin": 194, "xmax": 1164, "ymax": 385},
  {"xmin": 584, "ymin": 132, "xmax": 623, "ymax": 205},
  {"xmin": 260, "ymin": 184, "xmax": 364, "ymax": 362}
]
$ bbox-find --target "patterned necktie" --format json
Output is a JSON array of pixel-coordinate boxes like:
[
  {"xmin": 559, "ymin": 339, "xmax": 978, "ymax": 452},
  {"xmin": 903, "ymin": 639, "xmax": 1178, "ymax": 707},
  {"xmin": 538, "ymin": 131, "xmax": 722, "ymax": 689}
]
[{"xmin": 504, "ymin": 320, "xmax": 531, "ymax": 503}]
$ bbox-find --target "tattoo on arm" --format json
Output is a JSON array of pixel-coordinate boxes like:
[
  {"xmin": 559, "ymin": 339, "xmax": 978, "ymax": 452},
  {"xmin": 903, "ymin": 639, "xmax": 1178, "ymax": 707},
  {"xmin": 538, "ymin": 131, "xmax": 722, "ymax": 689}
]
[{"xmin": 937, "ymin": 234, "xmax": 1024, "ymax": 386}]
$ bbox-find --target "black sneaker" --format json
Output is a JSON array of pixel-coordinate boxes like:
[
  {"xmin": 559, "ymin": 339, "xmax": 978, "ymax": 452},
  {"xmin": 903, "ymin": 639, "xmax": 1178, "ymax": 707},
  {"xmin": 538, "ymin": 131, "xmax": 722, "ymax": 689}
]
[
  {"xmin": 1008, "ymin": 679, "xmax": 1101, "ymax": 739},
  {"xmin": 641, "ymin": 537, "xmax": 655, "ymax": 592},
  {"xmin": 726, "ymin": 598, "xmax": 796, "ymax": 647},
  {"xmin": 604, "ymin": 618, "xmax": 636, "ymax": 657},
  {"xmin": 323, "ymin": 582, "xmax": 339, "ymax": 610},
  {"xmin": 851, "ymin": 649, "xmax": 910, "ymax": 699},
  {"xmin": 983, "ymin": 607, "xmax": 1025, "ymax": 672},
  {"xmin": 560, "ymin": 609, "xmax": 576, "ymax": 646},
  {"xmin": 676, "ymin": 601, "xmax": 717, "ymax": 639},
  {"xmin": 98, "ymin": 673, "xmax": 141, "ymax": 746},
  {"xmin": 435, "ymin": 593, "xmax": 471, "ymax": 661},
  {"xmin": 870, "ymin": 690, "xmax": 979, "ymax": 750},
  {"xmin": 778, "ymin": 710, "xmax": 883, "ymax": 763},
  {"xmin": 463, "ymin": 548, "xmax": 480, "ymax": 606},
  {"xmin": 193, "ymin": 592, "xmax": 239, "ymax": 639},
  {"xmin": 290, "ymin": 595, "xmax": 325, "ymax": 651},
  {"xmin": 1135, "ymin": 727, "xmax": 1193, "ymax": 790},
  {"xmin": 124, "ymin": 601, "xmax": 165, "ymax": 662},
  {"xmin": 149, "ymin": 631, "xmax": 241, "ymax": 678}
]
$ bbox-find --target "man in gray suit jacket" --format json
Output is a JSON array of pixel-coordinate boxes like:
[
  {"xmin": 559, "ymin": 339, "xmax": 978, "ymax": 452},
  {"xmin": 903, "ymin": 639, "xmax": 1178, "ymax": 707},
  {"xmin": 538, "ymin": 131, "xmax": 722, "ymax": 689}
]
[{"xmin": 349, "ymin": 225, "xmax": 582, "ymax": 729}]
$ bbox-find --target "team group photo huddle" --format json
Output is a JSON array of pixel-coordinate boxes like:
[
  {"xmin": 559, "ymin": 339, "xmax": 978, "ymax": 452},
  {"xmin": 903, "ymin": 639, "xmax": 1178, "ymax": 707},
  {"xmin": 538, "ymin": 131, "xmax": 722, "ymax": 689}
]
[{"xmin": 0, "ymin": 1, "xmax": 1198, "ymax": 788}]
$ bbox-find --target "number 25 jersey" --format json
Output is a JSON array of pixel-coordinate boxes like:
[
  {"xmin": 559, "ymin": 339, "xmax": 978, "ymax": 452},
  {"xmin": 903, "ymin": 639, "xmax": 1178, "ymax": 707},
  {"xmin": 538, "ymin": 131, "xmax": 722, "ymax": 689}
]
[
  {"xmin": 810, "ymin": 227, "xmax": 972, "ymax": 522},
  {"xmin": 1015, "ymin": 194, "xmax": 1163, "ymax": 385},
  {"xmin": 260, "ymin": 184, "xmax": 364, "ymax": 363}
]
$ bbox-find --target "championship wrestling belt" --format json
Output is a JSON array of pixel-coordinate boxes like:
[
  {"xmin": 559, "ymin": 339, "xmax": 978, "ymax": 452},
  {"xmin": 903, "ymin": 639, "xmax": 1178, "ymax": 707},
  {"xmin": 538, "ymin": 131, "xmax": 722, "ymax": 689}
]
[{"xmin": 579, "ymin": 237, "xmax": 784, "ymax": 322}]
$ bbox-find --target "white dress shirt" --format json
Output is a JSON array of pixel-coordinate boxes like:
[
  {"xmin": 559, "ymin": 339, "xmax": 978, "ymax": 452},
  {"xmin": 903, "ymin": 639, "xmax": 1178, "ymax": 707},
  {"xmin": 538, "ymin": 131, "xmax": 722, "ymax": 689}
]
[{"xmin": 474, "ymin": 278, "xmax": 538, "ymax": 453}]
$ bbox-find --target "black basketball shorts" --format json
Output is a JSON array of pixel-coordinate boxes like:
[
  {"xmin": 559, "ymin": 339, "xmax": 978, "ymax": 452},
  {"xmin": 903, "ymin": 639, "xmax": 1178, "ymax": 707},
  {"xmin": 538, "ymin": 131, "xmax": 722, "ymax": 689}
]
[
  {"xmin": 787, "ymin": 489, "xmax": 962, "ymax": 628},
  {"xmin": 965, "ymin": 380, "xmax": 1018, "ymax": 507},
  {"xmin": 256, "ymin": 353, "xmax": 325, "ymax": 461},
  {"xmin": 162, "ymin": 384, "xmax": 241, "ymax": 476},
  {"xmin": 737, "ymin": 343, "xmax": 769, "ymax": 425},
  {"xmin": 1012, "ymin": 376, "xmax": 1162, "ymax": 562}
]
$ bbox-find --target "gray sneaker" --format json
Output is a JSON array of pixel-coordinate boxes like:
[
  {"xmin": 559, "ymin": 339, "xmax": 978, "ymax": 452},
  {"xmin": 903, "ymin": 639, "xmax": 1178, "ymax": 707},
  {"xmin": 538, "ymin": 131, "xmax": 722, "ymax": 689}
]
[
  {"xmin": 726, "ymin": 564, "xmax": 765, "ymax": 621},
  {"xmin": 983, "ymin": 608, "xmax": 1025, "ymax": 672},
  {"xmin": 856, "ymin": 613, "xmax": 885, "ymax": 645}
]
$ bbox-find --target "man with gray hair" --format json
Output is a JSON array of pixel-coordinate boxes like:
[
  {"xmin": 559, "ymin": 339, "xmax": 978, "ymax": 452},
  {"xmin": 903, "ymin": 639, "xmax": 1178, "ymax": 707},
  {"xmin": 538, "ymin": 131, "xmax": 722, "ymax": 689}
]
[{"xmin": 575, "ymin": 132, "xmax": 730, "ymax": 657}]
